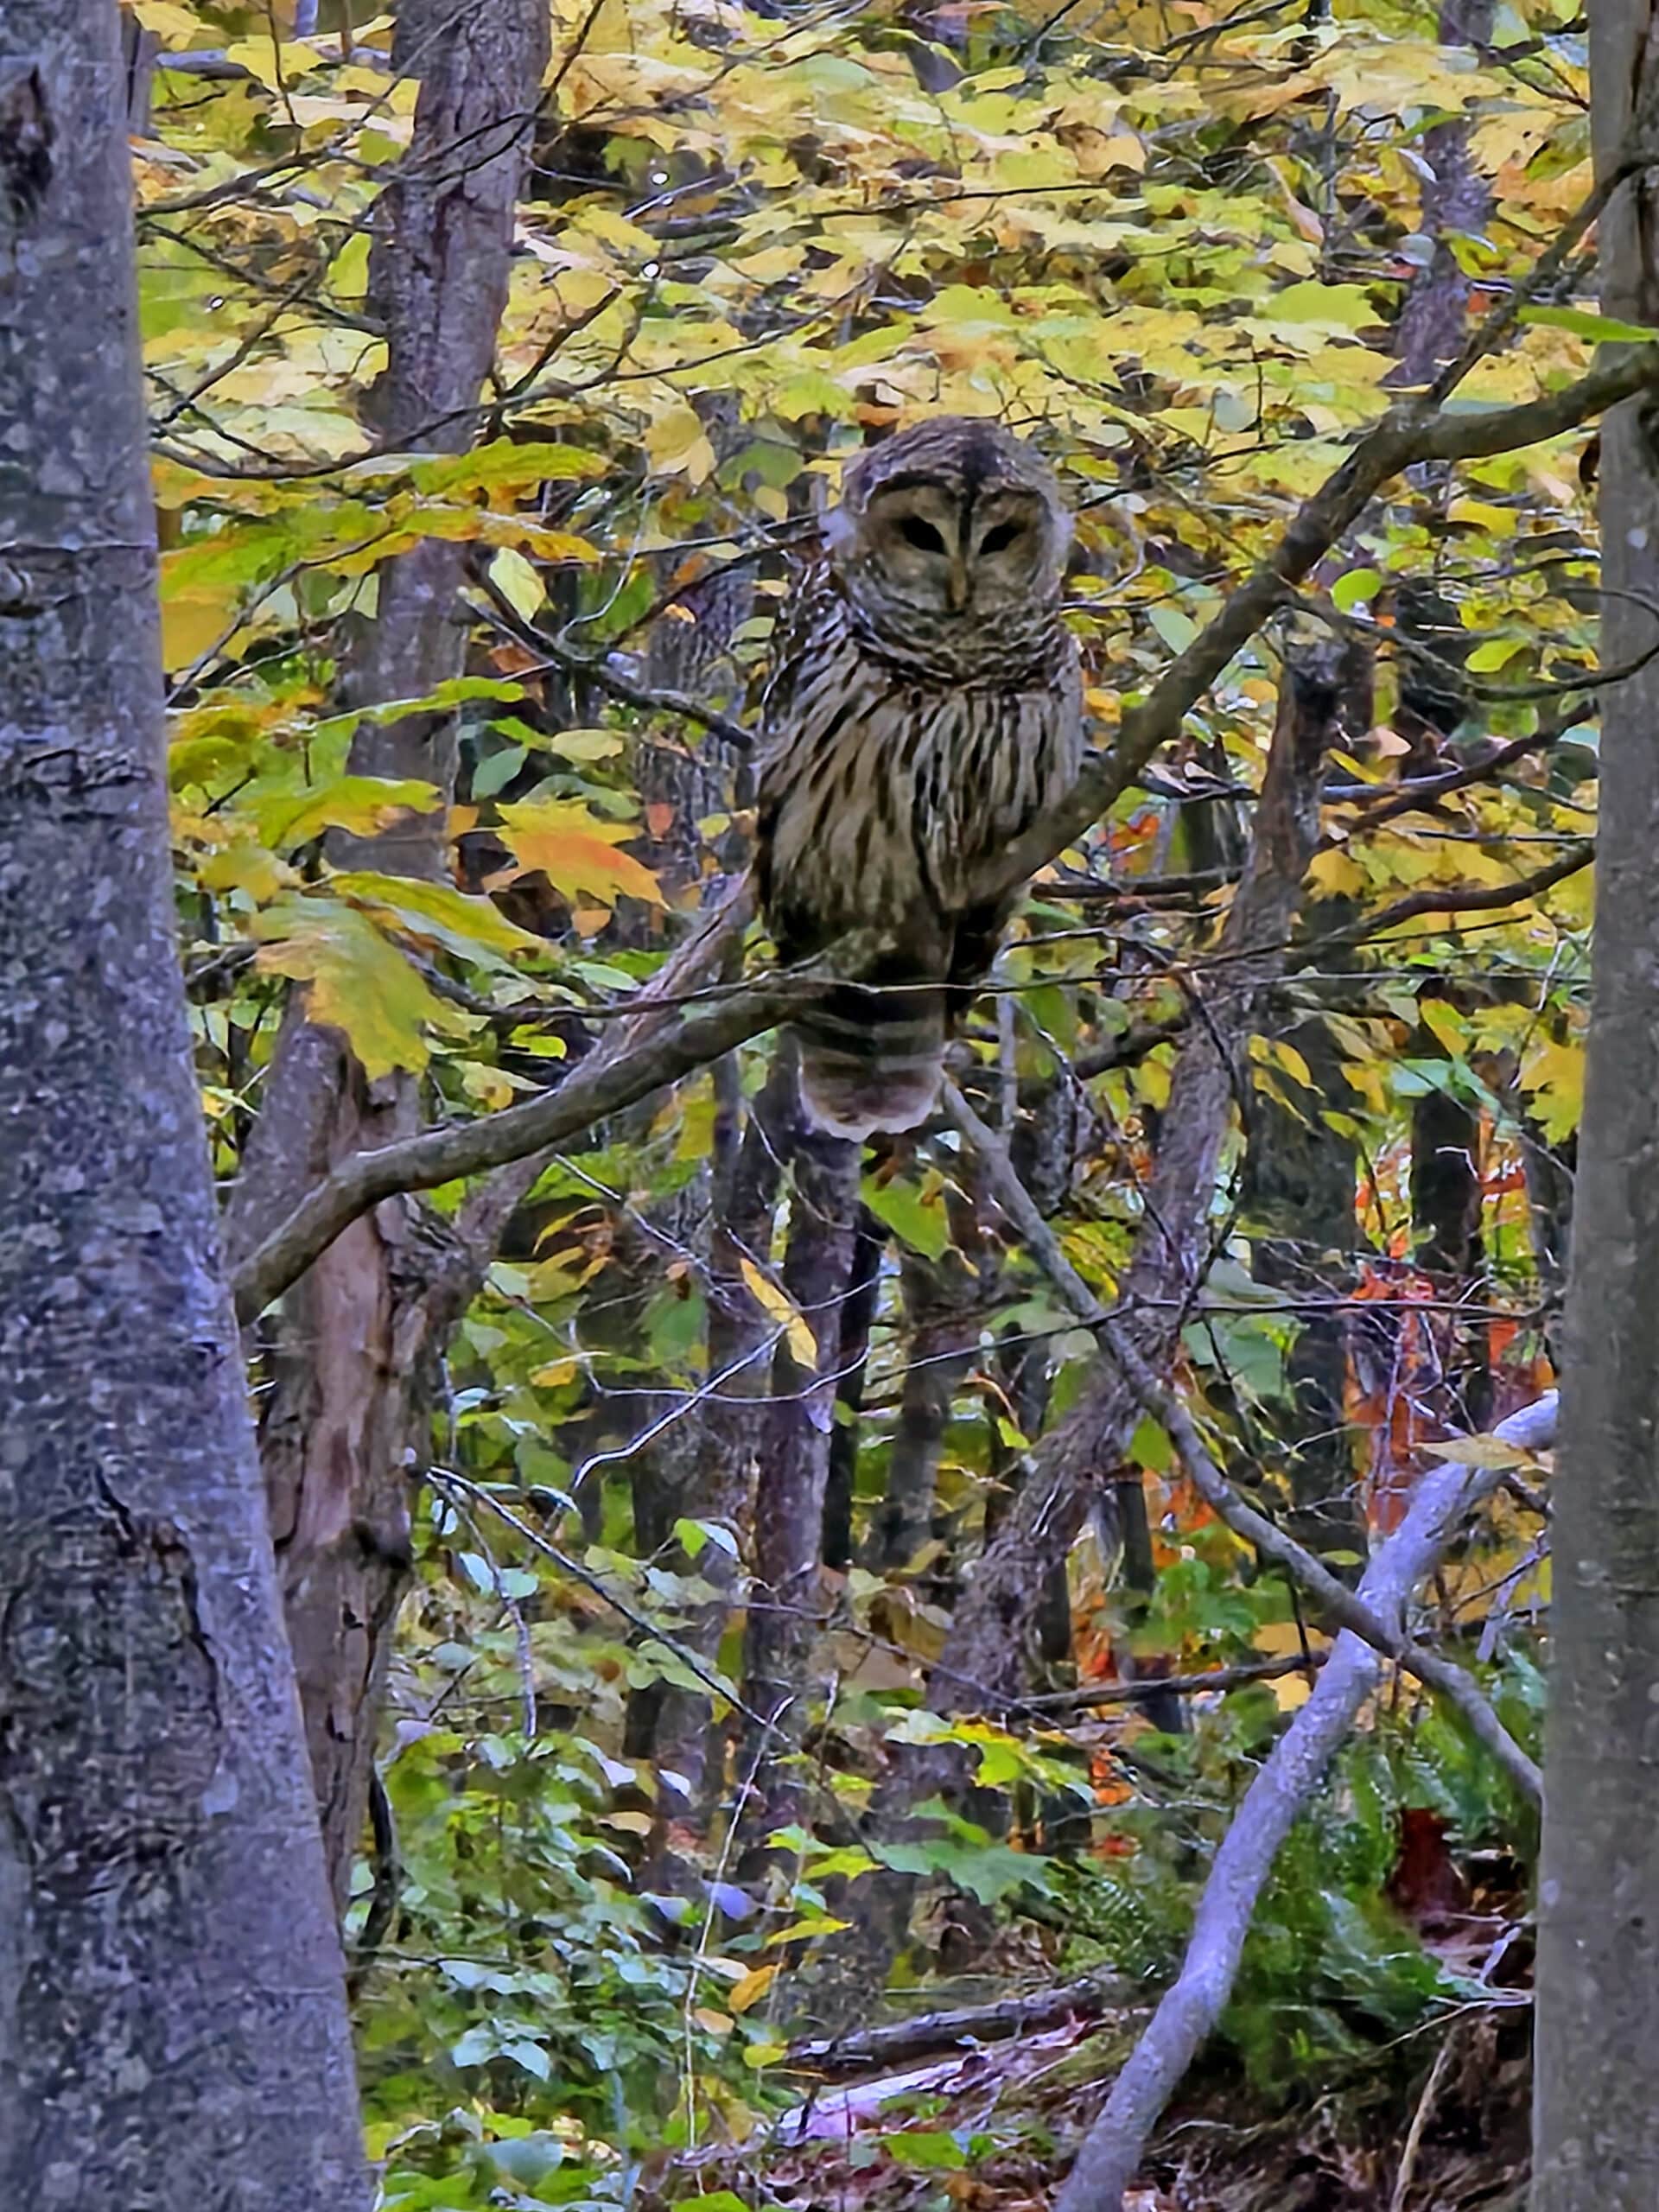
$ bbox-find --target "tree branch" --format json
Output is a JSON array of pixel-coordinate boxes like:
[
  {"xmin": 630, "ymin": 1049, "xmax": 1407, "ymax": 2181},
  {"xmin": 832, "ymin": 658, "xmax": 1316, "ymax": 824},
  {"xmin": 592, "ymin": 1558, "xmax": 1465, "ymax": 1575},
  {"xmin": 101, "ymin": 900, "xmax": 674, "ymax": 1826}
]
[
  {"xmin": 786, "ymin": 1968, "xmax": 1135, "ymax": 2076},
  {"xmin": 232, "ymin": 965, "xmax": 794, "ymax": 1320},
  {"xmin": 470, "ymin": 564, "xmax": 755, "ymax": 750},
  {"xmin": 1051, "ymin": 1388, "xmax": 1557, "ymax": 2212},
  {"xmin": 1298, "ymin": 842, "xmax": 1594, "ymax": 963},
  {"xmin": 232, "ymin": 333, "xmax": 1645, "ymax": 1313},
  {"xmin": 943, "ymin": 1082, "xmax": 1541, "ymax": 1802}
]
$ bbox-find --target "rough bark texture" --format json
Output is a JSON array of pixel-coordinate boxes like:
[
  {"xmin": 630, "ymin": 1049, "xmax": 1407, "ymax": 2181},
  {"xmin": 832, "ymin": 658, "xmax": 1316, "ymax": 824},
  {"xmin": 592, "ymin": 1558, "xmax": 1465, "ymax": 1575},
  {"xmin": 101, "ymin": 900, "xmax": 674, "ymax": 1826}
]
[
  {"xmin": 223, "ymin": 0, "xmax": 549, "ymax": 1904},
  {"xmin": 0, "ymin": 6, "xmax": 367, "ymax": 2200},
  {"xmin": 1532, "ymin": 10, "xmax": 1659, "ymax": 2203},
  {"xmin": 871, "ymin": 1217, "xmax": 981, "ymax": 1573},
  {"xmin": 632, "ymin": 1052, "xmax": 793, "ymax": 1821},
  {"xmin": 1240, "ymin": 1005, "xmax": 1365, "ymax": 1567}
]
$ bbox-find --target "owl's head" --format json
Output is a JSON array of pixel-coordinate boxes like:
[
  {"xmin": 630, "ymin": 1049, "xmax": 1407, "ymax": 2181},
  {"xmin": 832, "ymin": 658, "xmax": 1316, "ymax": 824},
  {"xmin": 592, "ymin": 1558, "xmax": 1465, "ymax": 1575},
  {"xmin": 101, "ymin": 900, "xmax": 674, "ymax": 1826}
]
[{"xmin": 824, "ymin": 416, "xmax": 1071, "ymax": 619}]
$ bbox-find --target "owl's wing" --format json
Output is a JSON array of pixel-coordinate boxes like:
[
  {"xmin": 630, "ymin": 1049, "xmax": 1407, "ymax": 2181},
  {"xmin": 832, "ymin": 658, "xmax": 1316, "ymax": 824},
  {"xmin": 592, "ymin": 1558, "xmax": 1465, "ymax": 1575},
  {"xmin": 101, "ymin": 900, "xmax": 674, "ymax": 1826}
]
[
  {"xmin": 755, "ymin": 554, "xmax": 838, "ymax": 754},
  {"xmin": 752, "ymin": 556, "xmax": 842, "ymax": 917}
]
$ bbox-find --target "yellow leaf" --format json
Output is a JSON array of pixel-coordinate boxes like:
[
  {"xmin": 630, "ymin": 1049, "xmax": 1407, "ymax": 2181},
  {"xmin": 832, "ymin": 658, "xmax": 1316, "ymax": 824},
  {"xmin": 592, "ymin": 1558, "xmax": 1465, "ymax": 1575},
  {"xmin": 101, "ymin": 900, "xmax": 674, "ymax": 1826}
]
[
  {"xmin": 765, "ymin": 1915, "xmax": 849, "ymax": 1944},
  {"xmin": 196, "ymin": 840, "xmax": 293, "ymax": 904},
  {"xmin": 254, "ymin": 777, "xmax": 441, "ymax": 851},
  {"xmin": 330, "ymin": 871, "xmax": 547, "ymax": 958},
  {"xmin": 1306, "ymin": 848, "xmax": 1367, "ymax": 899},
  {"xmin": 1249, "ymin": 1035, "xmax": 1313, "ymax": 1089},
  {"xmin": 133, "ymin": 3, "xmax": 212, "ymax": 39},
  {"xmin": 487, "ymin": 545, "xmax": 545, "ymax": 621},
  {"xmin": 161, "ymin": 580, "xmax": 241, "ymax": 676},
  {"xmin": 223, "ymin": 35, "xmax": 323, "ymax": 89},
  {"xmin": 739, "ymin": 1258, "xmax": 817, "ymax": 1367},
  {"xmin": 252, "ymin": 898, "xmax": 463, "ymax": 1077},
  {"xmin": 495, "ymin": 799, "xmax": 663, "ymax": 910},
  {"xmin": 1520, "ymin": 1034, "xmax": 1584, "ymax": 1145},
  {"xmin": 691, "ymin": 2007, "xmax": 734, "ymax": 2037},
  {"xmin": 727, "ymin": 1964, "xmax": 779, "ymax": 2014},
  {"xmin": 645, "ymin": 403, "xmax": 716, "ymax": 484},
  {"xmin": 549, "ymin": 728, "xmax": 624, "ymax": 762},
  {"xmin": 600, "ymin": 1809, "xmax": 654, "ymax": 1835},
  {"xmin": 1421, "ymin": 1435, "xmax": 1541, "ymax": 1471},
  {"xmin": 1420, "ymin": 1000, "xmax": 1468, "ymax": 1057}
]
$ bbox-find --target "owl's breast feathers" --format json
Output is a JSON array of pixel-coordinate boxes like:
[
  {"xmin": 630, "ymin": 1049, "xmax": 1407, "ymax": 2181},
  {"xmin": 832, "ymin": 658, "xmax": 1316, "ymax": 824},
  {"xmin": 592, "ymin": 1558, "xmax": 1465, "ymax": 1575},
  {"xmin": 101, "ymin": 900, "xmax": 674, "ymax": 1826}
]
[{"xmin": 753, "ymin": 572, "xmax": 1082, "ymax": 958}]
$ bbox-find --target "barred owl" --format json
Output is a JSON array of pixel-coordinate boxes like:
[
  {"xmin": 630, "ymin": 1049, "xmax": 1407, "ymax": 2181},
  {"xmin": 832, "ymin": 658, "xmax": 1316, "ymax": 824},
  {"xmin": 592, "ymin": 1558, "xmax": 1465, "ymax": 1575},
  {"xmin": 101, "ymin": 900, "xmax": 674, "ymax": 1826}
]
[{"xmin": 753, "ymin": 416, "xmax": 1083, "ymax": 1140}]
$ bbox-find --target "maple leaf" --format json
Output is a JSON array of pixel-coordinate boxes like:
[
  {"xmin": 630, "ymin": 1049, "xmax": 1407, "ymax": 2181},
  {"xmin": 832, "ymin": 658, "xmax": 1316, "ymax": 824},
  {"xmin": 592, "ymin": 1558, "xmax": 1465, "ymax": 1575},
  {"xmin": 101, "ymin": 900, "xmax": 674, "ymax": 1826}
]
[
  {"xmin": 494, "ymin": 799, "xmax": 663, "ymax": 910},
  {"xmin": 251, "ymin": 896, "xmax": 468, "ymax": 1077}
]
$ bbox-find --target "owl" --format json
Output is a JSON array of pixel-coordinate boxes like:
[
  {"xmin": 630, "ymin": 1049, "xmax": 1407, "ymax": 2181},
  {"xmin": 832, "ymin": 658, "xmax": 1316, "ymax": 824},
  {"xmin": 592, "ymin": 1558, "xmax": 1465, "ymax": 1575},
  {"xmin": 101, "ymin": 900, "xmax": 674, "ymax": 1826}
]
[{"xmin": 753, "ymin": 416, "xmax": 1083, "ymax": 1140}]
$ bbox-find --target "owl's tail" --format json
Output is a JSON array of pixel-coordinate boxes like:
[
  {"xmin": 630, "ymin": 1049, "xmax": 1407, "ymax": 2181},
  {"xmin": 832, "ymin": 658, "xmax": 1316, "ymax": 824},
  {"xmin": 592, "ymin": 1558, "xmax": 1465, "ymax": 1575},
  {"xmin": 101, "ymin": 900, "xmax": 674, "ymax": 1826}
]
[{"xmin": 791, "ymin": 980, "xmax": 948, "ymax": 1141}]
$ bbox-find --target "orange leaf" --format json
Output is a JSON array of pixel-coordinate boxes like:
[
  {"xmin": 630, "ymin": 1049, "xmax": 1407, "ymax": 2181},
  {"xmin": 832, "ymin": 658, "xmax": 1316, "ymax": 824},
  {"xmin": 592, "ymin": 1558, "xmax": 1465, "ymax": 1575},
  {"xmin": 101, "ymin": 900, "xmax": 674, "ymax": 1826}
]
[{"xmin": 495, "ymin": 799, "xmax": 663, "ymax": 910}]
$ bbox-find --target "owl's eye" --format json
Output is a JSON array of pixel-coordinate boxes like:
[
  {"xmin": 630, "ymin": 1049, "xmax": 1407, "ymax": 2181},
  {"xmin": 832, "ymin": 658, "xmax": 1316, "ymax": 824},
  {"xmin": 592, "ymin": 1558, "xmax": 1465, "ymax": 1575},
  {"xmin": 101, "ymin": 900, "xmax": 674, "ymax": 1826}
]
[
  {"xmin": 897, "ymin": 516, "xmax": 947, "ymax": 554},
  {"xmin": 979, "ymin": 521, "xmax": 1023, "ymax": 554}
]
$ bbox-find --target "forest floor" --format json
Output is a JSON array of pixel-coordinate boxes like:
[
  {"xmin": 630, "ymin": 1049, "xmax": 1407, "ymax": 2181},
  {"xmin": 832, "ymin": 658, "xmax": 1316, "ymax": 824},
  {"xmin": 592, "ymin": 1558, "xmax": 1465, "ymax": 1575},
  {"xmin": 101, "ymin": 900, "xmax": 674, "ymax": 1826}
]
[{"xmin": 645, "ymin": 1995, "xmax": 1533, "ymax": 2211}]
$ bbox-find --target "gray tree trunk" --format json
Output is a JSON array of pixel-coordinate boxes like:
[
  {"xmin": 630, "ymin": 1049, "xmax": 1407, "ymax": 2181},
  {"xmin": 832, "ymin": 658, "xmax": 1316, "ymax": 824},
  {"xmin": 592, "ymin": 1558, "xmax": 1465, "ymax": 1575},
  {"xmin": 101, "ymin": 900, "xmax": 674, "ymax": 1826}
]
[
  {"xmin": 0, "ymin": 4, "xmax": 367, "ymax": 2202},
  {"xmin": 223, "ymin": 0, "xmax": 550, "ymax": 1904},
  {"xmin": 1532, "ymin": 10, "xmax": 1659, "ymax": 2204}
]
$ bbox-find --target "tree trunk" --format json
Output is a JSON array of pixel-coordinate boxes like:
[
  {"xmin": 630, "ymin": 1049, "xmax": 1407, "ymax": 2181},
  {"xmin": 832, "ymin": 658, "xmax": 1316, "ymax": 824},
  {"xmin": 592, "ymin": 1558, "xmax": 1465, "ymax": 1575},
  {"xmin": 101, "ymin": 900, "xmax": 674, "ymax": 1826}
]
[
  {"xmin": 870, "ymin": 1226, "xmax": 980, "ymax": 1573},
  {"xmin": 739, "ymin": 1070, "xmax": 863, "ymax": 1855},
  {"xmin": 1532, "ymin": 10, "xmax": 1659, "ymax": 2202},
  {"xmin": 224, "ymin": 0, "xmax": 550, "ymax": 1904},
  {"xmin": 805, "ymin": 642, "xmax": 1344, "ymax": 2018},
  {"xmin": 0, "ymin": 6, "xmax": 367, "ymax": 2200},
  {"xmin": 1240, "ymin": 1005, "xmax": 1365, "ymax": 1569}
]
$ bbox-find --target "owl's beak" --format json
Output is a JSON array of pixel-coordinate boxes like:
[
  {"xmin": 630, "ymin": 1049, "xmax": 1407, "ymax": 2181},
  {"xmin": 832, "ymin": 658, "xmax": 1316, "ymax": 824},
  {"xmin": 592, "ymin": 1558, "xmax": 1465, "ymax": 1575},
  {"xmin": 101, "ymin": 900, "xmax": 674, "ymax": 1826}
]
[{"xmin": 947, "ymin": 552, "xmax": 970, "ymax": 611}]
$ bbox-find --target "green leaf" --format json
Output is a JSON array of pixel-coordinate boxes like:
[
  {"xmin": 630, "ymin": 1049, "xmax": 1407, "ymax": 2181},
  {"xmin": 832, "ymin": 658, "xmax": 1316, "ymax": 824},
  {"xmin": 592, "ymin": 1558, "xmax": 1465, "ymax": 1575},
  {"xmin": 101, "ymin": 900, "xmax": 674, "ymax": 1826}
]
[
  {"xmin": 888, "ymin": 2132, "xmax": 967, "ymax": 2171},
  {"xmin": 861, "ymin": 1174, "xmax": 950, "ymax": 1260},
  {"xmin": 330, "ymin": 870, "xmax": 547, "ymax": 960},
  {"xmin": 470, "ymin": 741, "xmax": 526, "ymax": 798},
  {"xmin": 1521, "ymin": 305, "xmax": 1659, "ymax": 346},
  {"xmin": 253, "ymin": 775, "xmax": 442, "ymax": 851},
  {"xmin": 252, "ymin": 896, "xmax": 467, "ymax": 1076},
  {"xmin": 1332, "ymin": 567, "xmax": 1381, "ymax": 612},
  {"xmin": 408, "ymin": 436, "xmax": 609, "ymax": 497}
]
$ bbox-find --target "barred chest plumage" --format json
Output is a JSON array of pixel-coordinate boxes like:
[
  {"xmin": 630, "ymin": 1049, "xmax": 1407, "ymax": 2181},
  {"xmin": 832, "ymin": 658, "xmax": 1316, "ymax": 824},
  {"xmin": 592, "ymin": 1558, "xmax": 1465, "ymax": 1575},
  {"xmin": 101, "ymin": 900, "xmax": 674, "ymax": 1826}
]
[{"xmin": 755, "ymin": 579, "xmax": 1083, "ymax": 954}]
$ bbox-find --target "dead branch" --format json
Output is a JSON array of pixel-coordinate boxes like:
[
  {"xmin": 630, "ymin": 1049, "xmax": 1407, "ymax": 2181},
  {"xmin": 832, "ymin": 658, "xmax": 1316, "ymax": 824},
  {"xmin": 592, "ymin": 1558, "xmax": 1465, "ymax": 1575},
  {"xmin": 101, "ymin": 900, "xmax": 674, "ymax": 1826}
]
[
  {"xmin": 1015, "ymin": 1651, "xmax": 1330, "ymax": 1712},
  {"xmin": 1049, "ymin": 1390, "xmax": 1558, "ymax": 2212},
  {"xmin": 786, "ymin": 1968, "xmax": 1135, "ymax": 2076}
]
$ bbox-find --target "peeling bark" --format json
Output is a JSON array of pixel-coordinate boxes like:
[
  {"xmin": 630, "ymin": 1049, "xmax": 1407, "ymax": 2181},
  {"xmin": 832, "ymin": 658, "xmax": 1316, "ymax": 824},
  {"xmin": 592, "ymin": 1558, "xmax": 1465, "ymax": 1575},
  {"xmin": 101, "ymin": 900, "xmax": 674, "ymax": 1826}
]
[{"xmin": 0, "ymin": 6, "xmax": 365, "ymax": 2198}]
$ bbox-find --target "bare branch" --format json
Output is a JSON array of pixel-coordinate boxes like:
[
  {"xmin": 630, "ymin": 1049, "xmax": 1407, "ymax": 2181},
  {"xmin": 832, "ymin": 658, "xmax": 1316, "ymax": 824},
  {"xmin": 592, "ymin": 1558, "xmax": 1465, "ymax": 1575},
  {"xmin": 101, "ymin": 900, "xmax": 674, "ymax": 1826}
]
[
  {"xmin": 786, "ymin": 1969, "xmax": 1135, "ymax": 2076},
  {"xmin": 1052, "ymin": 1389, "xmax": 1558, "ymax": 2212},
  {"xmin": 470, "ymin": 564, "xmax": 755, "ymax": 750}
]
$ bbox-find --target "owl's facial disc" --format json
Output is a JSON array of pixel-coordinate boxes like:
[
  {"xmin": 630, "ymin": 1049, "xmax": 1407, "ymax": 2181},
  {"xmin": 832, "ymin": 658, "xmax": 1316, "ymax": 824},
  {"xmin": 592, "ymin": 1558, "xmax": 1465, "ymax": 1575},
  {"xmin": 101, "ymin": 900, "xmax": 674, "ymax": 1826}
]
[
  {"xmin": 853, "ymin": 484, "xmax": 969, "ymax": 613},
  {"xmin": 970, "ymin": 487, "xmax": 1067, "ymax": 594}
]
